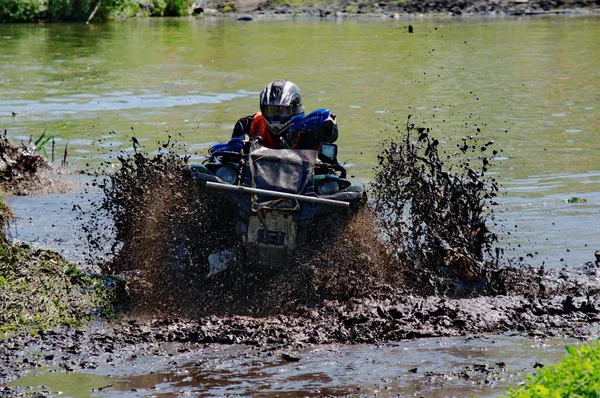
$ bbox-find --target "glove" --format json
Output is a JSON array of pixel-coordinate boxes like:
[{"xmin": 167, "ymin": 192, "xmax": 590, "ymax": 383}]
[{"xmin": 320, "ymin": 114, "xmax": 338, "ymax": 143}]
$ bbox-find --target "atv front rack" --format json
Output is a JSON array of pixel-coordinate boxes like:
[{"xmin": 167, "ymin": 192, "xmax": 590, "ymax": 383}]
[{"xmin": 202, "ymin": 181, "xmax": 350, "ymax": 208}]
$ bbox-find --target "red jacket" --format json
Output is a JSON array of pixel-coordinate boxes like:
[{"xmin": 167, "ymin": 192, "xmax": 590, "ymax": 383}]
[
  {"xmin": 249, "ymin": 112, "xmax": 281, "ymax": 149},
  {"xmin": 232, "ymin": 111, "xmax": 338, "ymax": 150},
  {"xmin": 231, "ymin": 112, "xmax": 279, "ymax": 149}
]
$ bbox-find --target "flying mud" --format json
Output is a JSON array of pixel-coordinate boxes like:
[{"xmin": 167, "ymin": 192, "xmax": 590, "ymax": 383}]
[{"xmin": 79, "ymin": 120, "xmax": 600, "ymax": 343}]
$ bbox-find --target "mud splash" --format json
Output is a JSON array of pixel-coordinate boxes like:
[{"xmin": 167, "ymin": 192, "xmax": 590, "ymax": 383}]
[
  {"xmin": 371, "ymin": 116, "xmax": 510, "ymax": 298},
  {"xmin": 82, "ymin": 143, "xmax": 237, "ymax": 315},
  {"xmin": 83, "ymin": 138, "xmax": 397, "ymax": 317},
  {"xmin": 373, "ymin": 116, "xmax": 500, "ymax": 263},
  {"xmin": 80, "ymin": 120, "xmax": 599, "ymax": 335}
]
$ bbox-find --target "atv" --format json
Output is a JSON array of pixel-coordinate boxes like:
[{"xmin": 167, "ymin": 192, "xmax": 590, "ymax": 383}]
[{"xmin": 189, "ymin": 109, "xmax": 366, "ymax": 275}]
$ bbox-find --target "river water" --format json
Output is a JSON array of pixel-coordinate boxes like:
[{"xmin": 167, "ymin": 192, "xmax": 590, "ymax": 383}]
[
  {"xmin": 10, "ymin": 333, "xmax": 592, "ymax": 397},
  {"xmin": 1, "ymin": 14, "xmax": 599, "ymax": 397}
]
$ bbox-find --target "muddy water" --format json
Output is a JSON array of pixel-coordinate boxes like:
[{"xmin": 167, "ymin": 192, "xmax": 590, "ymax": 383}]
[
  {"xmin": 10, "ymin": 333, "xmax": 592, "ymax": 397},
  {"xmin": 3, "ymin": 175, "xmax": 102, "ymax": 265}
]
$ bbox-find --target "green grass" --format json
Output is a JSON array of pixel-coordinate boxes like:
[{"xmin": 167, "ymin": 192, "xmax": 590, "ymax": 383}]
[
  {"xmin": 0, "ymin": 243, "xmax": 121, "ymax": 335},
  {"xmin": 33, "ymin": 129, "xmax": 53, "ymax": 158},
  {"xmin": 502, "ymin": 342, "xmax": 600, "ymax": 397},
  {"xmin": 0, "ymin": 198, "xmax": 122, "ymax": 336},
  {"xmin": 0, "ymin": 0, "xmax": 164, "ymax": 22}
]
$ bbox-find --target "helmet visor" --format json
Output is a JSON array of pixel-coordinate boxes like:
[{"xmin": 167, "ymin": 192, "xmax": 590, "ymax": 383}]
[{"xmin": 261, "ymin": 105, "xmax": 295, "ymax": 122}]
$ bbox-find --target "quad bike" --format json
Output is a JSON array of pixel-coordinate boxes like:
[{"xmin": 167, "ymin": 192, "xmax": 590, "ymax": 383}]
[{"xmin": 189, "ymin": 109, "xmax": 366, "ymax": 275}]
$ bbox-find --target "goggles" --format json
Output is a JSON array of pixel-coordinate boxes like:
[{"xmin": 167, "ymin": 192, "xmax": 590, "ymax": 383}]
[{"xmin": 261, "ymin": 105, "xmax": 296, "ymax": 121}]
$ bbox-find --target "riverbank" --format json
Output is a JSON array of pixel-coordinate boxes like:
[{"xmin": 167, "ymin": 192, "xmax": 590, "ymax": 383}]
[
  {"xmin": 214, "ymin": 0, "xmax": 600, "ymax": 18},
  {"xmin": 1, "ymin": 0, "xmax": 599, "ymax": 23}
]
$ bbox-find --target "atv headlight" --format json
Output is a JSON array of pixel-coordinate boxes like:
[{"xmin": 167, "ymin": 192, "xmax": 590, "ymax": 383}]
[
  {"xmin": 316, "ymin": 179, "xmax": 340, "ymax": 195},
  {"xmin": 216, "ymin": 166, "xmax": 237, "ymax": 184}
]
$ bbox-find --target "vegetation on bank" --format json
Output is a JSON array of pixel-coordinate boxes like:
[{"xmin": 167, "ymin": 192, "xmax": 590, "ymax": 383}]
[
  {"xmin": 0, "ymin": 197, "xmax": 121, "ymax": 335},
  {"xmin": 502, "ymin": 342, "xmax": 600, "ymax": 397},
  {"xmin": 0, "ymin": 0, "xmax": 192, "ymax": 23}
]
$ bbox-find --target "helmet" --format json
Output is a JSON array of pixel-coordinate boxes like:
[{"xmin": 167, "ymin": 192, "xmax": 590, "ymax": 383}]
[{"xmin": 259, "ymin": 80, "xmax": 305, "ymax": 136}]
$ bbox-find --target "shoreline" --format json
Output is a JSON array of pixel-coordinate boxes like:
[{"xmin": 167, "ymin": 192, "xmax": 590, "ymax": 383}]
[
  {"xmin": 1, "ymin": 0, "xmax": 598, "ymax": 23},
  {"xmin": 194, "ymin": 0, "xmax": 600, "ymax": 20},
  {"xmin": 204, "ymin": 9, "xmax": 600, "ymax": 24}
]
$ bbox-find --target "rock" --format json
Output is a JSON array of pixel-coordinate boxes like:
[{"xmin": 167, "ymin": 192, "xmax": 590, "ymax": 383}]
[{"xmin": 281, "ymin": 352, "xmax": 300, "ymax": 362}]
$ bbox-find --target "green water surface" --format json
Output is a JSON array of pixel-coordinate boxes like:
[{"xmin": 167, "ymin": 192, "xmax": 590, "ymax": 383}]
[{"xmin": 1, "ymin": 16, "xmax": 598, "ymax": 191}]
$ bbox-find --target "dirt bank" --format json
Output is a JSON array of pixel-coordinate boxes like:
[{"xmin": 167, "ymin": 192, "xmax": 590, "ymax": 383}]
[{"xmin": 0, "ymin": 132, "xmax": 73, "ymax": 196}]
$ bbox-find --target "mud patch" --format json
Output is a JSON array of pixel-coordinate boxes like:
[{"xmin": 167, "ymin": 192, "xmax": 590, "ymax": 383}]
[{"xmin": 0, "ymin": 131, "xmax": 72, "ymax": 196}]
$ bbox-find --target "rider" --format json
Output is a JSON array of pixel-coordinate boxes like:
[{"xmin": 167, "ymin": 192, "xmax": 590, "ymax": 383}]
[{"xmin": 232, "ymin": 79, "xmax": 338, "ymax": 150}]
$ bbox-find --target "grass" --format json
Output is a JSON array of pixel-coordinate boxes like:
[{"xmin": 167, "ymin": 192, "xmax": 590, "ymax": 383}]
[
  {"xmin": 0, "ymin": 243, "xmax": 121, "ymax": 335},
  {"xmin": 33, "ymin": 129, "xmax": 53, "ymax": 158},
  {"xmin": 33, "ymin": 122, "xmax": 69, "ymax": 159},
  {"xmin": 0, "ymin": 197, "xmax": 122, "ymax": 336},
  {"xmin": 0, "ymin": 199, "xmax": 12, "ymax": 229},
  {"xmin": 501, "ymin": 342, "xmax": 600, "ymax": 397}
]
